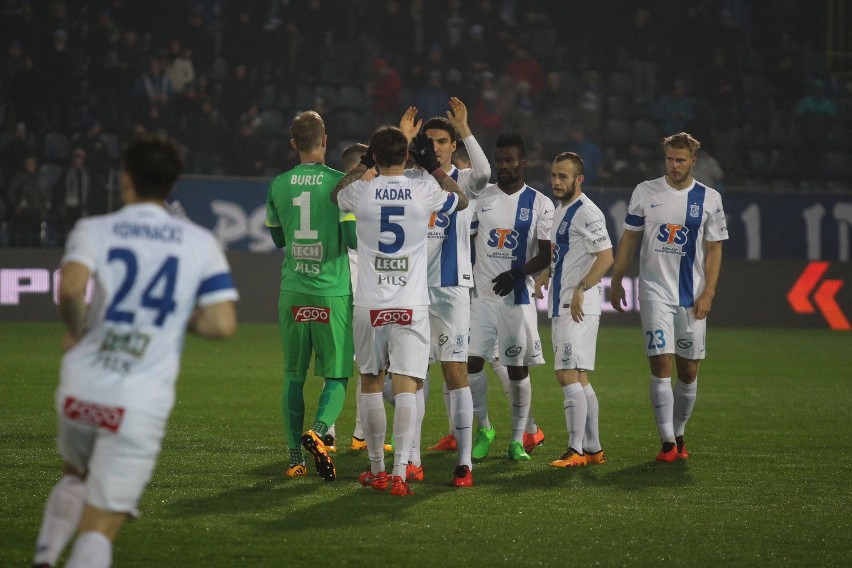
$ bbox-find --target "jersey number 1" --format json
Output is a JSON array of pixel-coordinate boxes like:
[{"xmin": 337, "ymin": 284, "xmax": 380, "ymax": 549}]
[{"xmin": 292, "ymin": 192, "xmax": 318, "ymax": 239}]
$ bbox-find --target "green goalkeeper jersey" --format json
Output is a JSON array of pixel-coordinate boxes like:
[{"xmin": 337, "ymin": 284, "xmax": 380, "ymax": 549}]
[{"xmin": 266, "ymin": 163, "xmax": 352, "ymax": 296}]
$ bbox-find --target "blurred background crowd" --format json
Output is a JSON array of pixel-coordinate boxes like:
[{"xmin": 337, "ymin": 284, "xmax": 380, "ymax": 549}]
[{"xmin": 1, "ymin": 0, "xmax": 851, "ymax": 247}]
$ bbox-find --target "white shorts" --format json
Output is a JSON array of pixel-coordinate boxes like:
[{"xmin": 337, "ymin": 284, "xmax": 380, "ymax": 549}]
[
  {"xmin": 469, "ymin": 297, "xmax": 545, "ymax": 367},
  {"xmin": 56, "ymin": 395, "xmax": 166, "ymax": 516},
  {"xmin": 353, "ymin": 305, "xmax": 430, "ymax": 379},
  {"xmin": 640, "ymin": 300, "xmax": 707, "ymax": 359},
  {"xmin": 551, "ymin": 314, "xmax": 600, "ymax": 371},
  {"xmin": 428, "ymin": 286, "xmax": 470, "ymax": 363}
]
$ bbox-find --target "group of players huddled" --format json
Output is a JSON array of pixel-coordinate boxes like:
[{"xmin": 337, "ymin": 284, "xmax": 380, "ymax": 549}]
[
  {"xmin": 32, "ymin": 97, "xmax": 726, "ymax": 568},
  {"xmin": 265, "ymin": 97, "xmax": 728, "ymax": 496}
]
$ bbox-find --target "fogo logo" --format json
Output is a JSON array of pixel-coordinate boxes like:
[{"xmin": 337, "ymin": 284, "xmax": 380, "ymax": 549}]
[
  {"xmin": 370, "ymin": 309, "xmax": 413, "ymax": 327},
  {"xmin": 63, "ymin": 397, "xmax": 125, "ymax": 433},
  {"xmin": 656, "ymin": 224, "xmax": 689, "ymax": 245},
  {"xmin": 292, "ymin": 306, "xmax": 330, "ymax": 323}
]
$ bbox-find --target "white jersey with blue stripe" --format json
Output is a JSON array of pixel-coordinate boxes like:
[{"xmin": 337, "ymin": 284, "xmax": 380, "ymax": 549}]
[
  {"xmin": 623, "ymin": 177, "xmax": 728, "ymax": 306},
  {"xmin": 337, "ymin": 174, "xmax": 459, "ymax": 308},
  {"xmin": 408, "ymin": 135, "xmax": 490, "ymax": 288},
  {"xmin": 472, "ymin": 183, "xmax": 554, "ymax": 304},
  {"xmin": 548, "ymin": 194, "xmax": 612, "ymax": 318},
  {"xmin": 59, "ymin": 204, "xmax": 239, "ymax": 419}
]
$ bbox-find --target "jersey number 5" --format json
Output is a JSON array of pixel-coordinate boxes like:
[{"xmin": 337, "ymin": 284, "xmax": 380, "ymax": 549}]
[
  {"xmin": 379, "ymin": 206, "xmax": 405, "ymax": 253},
  {"xmin": 106, "ymin": 248, "xmax": 178, "ymax": 326}
]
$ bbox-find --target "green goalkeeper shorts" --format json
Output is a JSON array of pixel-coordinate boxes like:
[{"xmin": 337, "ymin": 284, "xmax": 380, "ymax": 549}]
[{"xmin": 278, "ymin": 291, "xmax": 354, "ymax": 378}]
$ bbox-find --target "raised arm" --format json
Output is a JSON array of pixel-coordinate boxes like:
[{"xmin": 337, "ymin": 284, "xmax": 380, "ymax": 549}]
[
  {"xmin": 399, "ymin": 106, "xmax": 422, "ymax": 143},
  {"xmin": 447, "ymin": 97, "xmax": 490, "ymax": 196}
]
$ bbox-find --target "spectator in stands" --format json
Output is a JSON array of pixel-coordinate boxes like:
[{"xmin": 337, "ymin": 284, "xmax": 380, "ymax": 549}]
[
  {"xmin": 505, "ymin": 44, "xmax": 545, "ymax": 97},
  {"xmin": 613, "ymin": 143, "xmax": 652, "ymax": 187},
  {"xmin": 504, "ymin": 79, "xmax": 537, "ymax": 140},
  {"xmin": 220, "ymin": 62, "xmax": 258, "ymax": 127},
  {"xmin": 577, "ymin": 70, "xmax": 604, "ymax": 136},
  {"xmin": 7, "ymin": 153, "xmax": 50, "ymax": 246},
  {"xmin": 624, "ymin": 7, "xmax": 659, "ymax": 103},
  {"xmin": 368, "ymin": 58, "xmax": 403, "ymax": 125},
  {"xmin": 166, "ymin": 45, "xmax": 196, "ymax": 94},
  {"xmin": 416, "ymin": 70, "xmax": 451, "ymax": 122},
  {"xmin": 0, "ymin": 40, "xmax": 26, "ymax": 101},
  {"xmin": 133, "ymin": 57, "xmax": 173, "ymax": 115},
  {"xmin": 185, "ymin": 97, "xmax": 224, "ymax": 175},
  {"xmin": 223, "ymin": 115, "xmax": 266, "ymax": 177},
  {"xmin": 655, "ymin": 79, "xmax": 694, "ymax": 136},
  {"xmin": 72, "ymin": 118, "xmax": 112, "ymax": 215},
  {"xmin": 182, "ymin": 6, "xmax": 215, "ymax": 73},
  {"xmin": 471, "ymin": 71, "xmax": 504, "ymax": 150},
  {"xmin": 563, "ymin": 124, "xmax": 609, "ymax": 187},
  {"xmin": 43, "ymin": 28, "xmax": 73, "ymax": 129},
  {"xmin": 794, "ymin": 79, "xmax": 838, "ymax": 180},
  {"xmin": 52, "ymin": 148, "xmax": 91, "ymax": 244},
  {"xmin": 1, "ymin": 122, "xmax": 36, "ymax": 193},
  {"xmin": 692, "ymin": 148, "xmax": 725, "ymax": 191},
  {"xmin": 701, "ymin": 48, "xmax": 741, "ymax": 123},
  {"xmin": 9, "ymin": 54, "xmax": 48, "ymax": 131}
]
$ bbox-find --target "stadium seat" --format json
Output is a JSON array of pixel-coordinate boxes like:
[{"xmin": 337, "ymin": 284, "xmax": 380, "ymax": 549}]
[
  {"xmin": 604, "ymin": 117, "xmax": 631, "ymax": 146},
  {"xmin": 606, "ymin": 94, "xmax": 632, "ymax": 119},
  {"xmin": 607, "ymin": 71, "xmax": 633, "ymax": 97},
  {"xmin": 632, "ymin": 119, "xmax": 660, "ymax": 146},
  {"xmin": 39, "ymin": 163, "xmax": 63, "ymax": 187},
  {"xmin": 42, "ymin": 132, "xmax": 71, "ymax": 162}
]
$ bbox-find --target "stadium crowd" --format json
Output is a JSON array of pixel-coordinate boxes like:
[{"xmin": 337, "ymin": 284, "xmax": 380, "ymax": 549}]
[{"xmin": 1, "ymin": 0, "xmax": 851, "ymax": 247}]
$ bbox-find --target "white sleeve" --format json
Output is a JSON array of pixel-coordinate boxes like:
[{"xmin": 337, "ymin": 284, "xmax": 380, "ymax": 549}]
[
  {"xmin": 535, "ymin": 198, "xmax": 555, "ymax": 241},
  {"xmin": 61, "ymin": 219, "xmax": 100, "ymax": 270},
  {"xmin": 623, "ymin": 185, "xmax": 646, "ymax": 231},
  {"xmin": 704, "ymin": 192, "xmax": 728, "ymax": 242},
  {"xmin": 461, "ymin": 135, "xmax": 491, "ymax": 198},
  {"xmin": 337, "ymin": 180, "xmax": 365, "ymax": 213},
  {"xmin": 196, "ymin": 234, "xmax": 240, "ymax": 307},
  {"xmin": 578, "ymin": 209, "xmax": 613, "ymax": 253}
]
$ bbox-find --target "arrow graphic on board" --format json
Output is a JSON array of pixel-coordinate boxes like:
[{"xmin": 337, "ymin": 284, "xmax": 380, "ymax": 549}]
[{"xmin": 786, "ymin": 262, "xmax": 851, "ymax": 330}]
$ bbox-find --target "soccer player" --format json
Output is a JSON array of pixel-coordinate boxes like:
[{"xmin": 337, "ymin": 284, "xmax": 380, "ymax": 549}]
[
  {"xmin": 266, "ymin": 111, "xmax": 355, "ymax": 481},
  {"xmin": 332, "ymin": 123, "xmax": 467, "ymax": 495},
  {"xmin": 397, "ymin": 97, "xmax": 488, "ymax": 486},
  {"xmin": 468, "ymin": 132, "xmax": 554, "ymax": 461},
  {"xmin": 339, "ymin": 142, "xmax": 392, "ymax": 454},
  {"xmin": 610, "ymin": 132, "xmax": 727, "ymax": 461},
  {"xmin": 534, "ymin": 152, "xmax": 613, "ymax": 467},
  {"xmin": 32, "ymin": 133, "xmax": 238, "ymax": 568}
]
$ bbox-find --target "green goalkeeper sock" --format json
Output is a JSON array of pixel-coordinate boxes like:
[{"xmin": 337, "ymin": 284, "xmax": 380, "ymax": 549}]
[
  {"xmin": 289, "ymin": 448, "xmax": 304, "ymax": 467},
  {"xmin": 282, "ymin": 374, "xmax": 306, "ymax": 452},
  {"xmin": 313, "ymin": 378, "xmax": 348, "ymax": 437}
]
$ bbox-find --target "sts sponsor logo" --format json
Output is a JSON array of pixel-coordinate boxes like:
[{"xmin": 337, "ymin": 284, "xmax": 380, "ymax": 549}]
[
  {"xmin": 656, "ymin": 224, "xmax": 689, "ymax": 246},
  {"xmin": 487, "ymin": 228, "xmax": 519, "ymax": 249}
]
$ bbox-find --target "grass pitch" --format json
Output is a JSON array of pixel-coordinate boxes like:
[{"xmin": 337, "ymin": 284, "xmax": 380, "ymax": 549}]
[{"xmin": 2, "ymin": 323, "xmax": 850, "ymax": 566}]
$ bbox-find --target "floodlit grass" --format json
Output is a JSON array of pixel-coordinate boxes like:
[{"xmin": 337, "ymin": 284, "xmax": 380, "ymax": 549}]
[{"xmin": 2, "ymin": 323, "xmax": 850, "ymax": 566}]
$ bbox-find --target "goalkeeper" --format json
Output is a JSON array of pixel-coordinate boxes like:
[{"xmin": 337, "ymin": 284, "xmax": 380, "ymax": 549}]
[{"xmin": 266, "ymin": 110, "xmax": 355, "ymax": 481}]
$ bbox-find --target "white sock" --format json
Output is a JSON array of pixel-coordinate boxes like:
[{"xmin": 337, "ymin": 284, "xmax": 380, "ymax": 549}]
[
  {"xmin": 360, "ymin": 392, "xmax": 386, "ymax": 474},
  {"xmin": 673, "ymin": 378, "xmax": 698, "ymax": 437},
  {"xmin": 408, "ymin": 388, "xmax": 425, "ymax": 467},
  {"xmin": 353, "ymin": 377, "xmax": 364, "ymax": 439},
  {"xmin": 442, "ymin": 380, "xmax": 453, "ymax": 435},
  {"xmin": 382, "ymin": 373, "xmax": 394, "ymax": 405},
  {"xmin": 496, "ymin": 364, "xmax": 537, "ymax": 434},
  {"xmin": 509, "ymin": 376, "xmax": 532, "ymax": 443},
  {"xmin": 34, "ymin": 475, "xmax": 85, "ymax": 566},
  {"xmin": 468, "ymin": 370, "xmax": 491, "ymax": 430},
  {"xmin": 650, "ymin": 375, "xmax": 675, "ymax": 442},
  {"xmin": 392, "ymin": 392, "xmax": 416, "ymax": 478},
  {"xmin": 66, "ymin": 531, "xmax": 112, "ymax": 568},
  {"xmin": 561, "ymin": 382, "xmax": 586, "ymax": 452},
  {"xmin": 493, "ymin": 362, "xmax": 511, "ymax": 396},
  {"xmin": 450, "ymin": 386, "xmax": 473, "ymax": 468},
  {"xmin": 583, "ymin": 383, "xmax": 602, "ymax": 453}
]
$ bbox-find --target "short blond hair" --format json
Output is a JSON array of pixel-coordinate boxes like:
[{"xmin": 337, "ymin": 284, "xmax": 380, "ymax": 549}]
[
  {"xmin": 290, "ymin": 111, "xmax": 325, "ymax": 152},
  {"xmin": 663, "ymin": 132, "xmax": 700, "ymax": 155}
]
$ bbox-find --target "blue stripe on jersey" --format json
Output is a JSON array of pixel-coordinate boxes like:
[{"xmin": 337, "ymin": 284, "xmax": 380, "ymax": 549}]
[
  {"xmin": 197, "ymin": 272, "xmax": 235, "ymax": 297},
  {"xmin": 625, "ymin": 213, "xmax": 644, "ymax": 227},
  {"xmin": 678, "ymin": 184, "xmax": 705, "ymax": 306},
  {"xmin": 551, "ymin": 200, "xmax": 584, "ymax": 317},
  {"xmin": 511, "ymin": 186, "xmax": 537, "ymax": 305},
  {"xmin": 438, "ymin": 168, "xmax": 462, "ymax": 286},
  {"xmin": 440, "ymin": 193, "xmax": 456, "ymax": 213}
]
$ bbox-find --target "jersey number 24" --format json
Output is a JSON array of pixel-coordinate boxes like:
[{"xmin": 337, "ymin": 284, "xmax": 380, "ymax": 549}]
[{"xmin": 105, "ymin": 248, "xmax": 178, "ymax": 327}]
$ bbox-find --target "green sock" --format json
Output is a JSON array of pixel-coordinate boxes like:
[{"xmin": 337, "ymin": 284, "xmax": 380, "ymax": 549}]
[
  {"xmin": 289, "ymin": 448, "xmax": 303, "ymax": 467},
  {"xmin": 282, "ymin": 374, "xmax": 306, "ymax": 453},
  {"xmin": 314, "ymin": 378, "xmax": 348, "ymax": 437}
]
